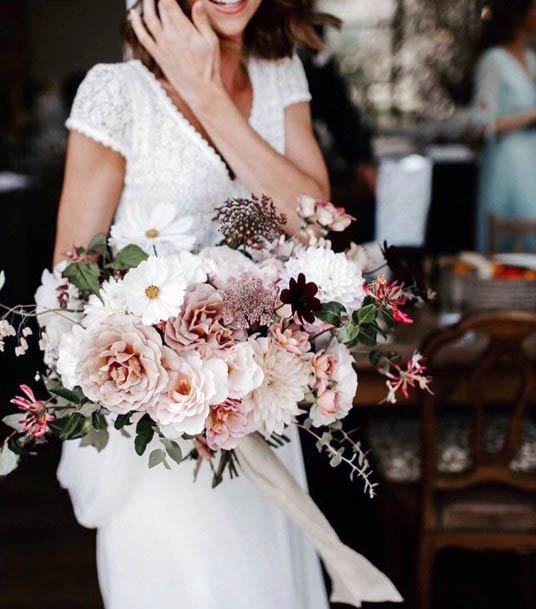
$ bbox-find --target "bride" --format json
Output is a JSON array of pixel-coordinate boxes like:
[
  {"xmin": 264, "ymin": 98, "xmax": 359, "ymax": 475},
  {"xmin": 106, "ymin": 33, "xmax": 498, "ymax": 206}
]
[{"xmin": 52, "ymin": 1, "xmax": 387, "ymax": 608}]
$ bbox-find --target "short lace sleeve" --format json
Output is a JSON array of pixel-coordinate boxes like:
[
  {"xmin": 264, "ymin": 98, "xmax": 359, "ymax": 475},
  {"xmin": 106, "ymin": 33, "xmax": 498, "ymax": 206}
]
[
  {"xmin": 276, "ymin": 53, "xmax": 312, "ymax": 108},
  {"xmin": 66, "ymin": 64, "xmax": 132, "ymax": 157}
]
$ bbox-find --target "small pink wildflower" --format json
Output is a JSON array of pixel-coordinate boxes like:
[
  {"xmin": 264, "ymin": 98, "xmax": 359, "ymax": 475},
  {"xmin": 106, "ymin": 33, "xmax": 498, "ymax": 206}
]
[
  {"xmin": 10, "ymin": 385, "xmax": 55, "ymax": 438},
  {"xmin": 380, "ymin": 352, "xmax": 432, "ymax": 404}
]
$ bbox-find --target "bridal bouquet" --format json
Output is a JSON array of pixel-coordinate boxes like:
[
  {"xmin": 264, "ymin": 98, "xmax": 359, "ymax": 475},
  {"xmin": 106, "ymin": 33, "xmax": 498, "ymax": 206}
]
[{"xmin": 0, "ymin": 195, "xmax": 431, "ymax": 494}]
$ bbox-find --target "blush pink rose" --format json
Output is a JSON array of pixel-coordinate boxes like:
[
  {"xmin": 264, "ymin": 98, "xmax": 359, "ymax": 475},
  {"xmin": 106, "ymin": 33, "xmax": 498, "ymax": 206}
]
[
  {"xmin": 269, "ymin": 323, "xmax": 311, "ymax": 355},
  {"xmin": 163, "ymin": 284, "xmax": 234, "ymax": 358},
  {"xmin": 205, "ymin": 399, "xmax": 249, "ymax": 450},
  {"xmin": 310, "ymin": 350, "xmax": 337, "ymax": 394},
  {"xmin": 77, "ymin": 314, "xmax": 171, "ymax": 415}
]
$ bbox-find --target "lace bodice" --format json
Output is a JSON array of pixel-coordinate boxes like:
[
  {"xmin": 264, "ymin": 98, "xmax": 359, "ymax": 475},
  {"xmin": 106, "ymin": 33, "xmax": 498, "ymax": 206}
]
[{"xmin": 66, "ymin": 55, "xmax": 311, "ymax": 248}]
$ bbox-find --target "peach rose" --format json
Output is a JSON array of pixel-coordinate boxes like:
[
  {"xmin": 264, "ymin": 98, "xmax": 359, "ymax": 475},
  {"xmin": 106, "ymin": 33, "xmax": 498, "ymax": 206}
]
[
  {"xmin": 163, "ymin": 284, "xmax": 234, "ymax": 358},
  {"xmin": 205, "ymin": 399, "xmax": 249, "ymax": 451},
  {"xmin": 269, "ymin": 323, "xmax": 311, "ymax": 355},
  {"xmin": 77, "ymin": 314, "xmax": 171, "ymax": 415}
]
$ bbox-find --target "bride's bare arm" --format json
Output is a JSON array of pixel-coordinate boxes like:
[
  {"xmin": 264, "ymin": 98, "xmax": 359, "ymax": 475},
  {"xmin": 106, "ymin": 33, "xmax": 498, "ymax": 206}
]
[
  {"xmin": 53, "ymin": 133, "xmax": 125, "ymax": 265},
  {"xmin": 130, "ymin": 0, "xmax": 329, "ymax": 235},
  {"xmin": 197, "ymin": 93, "xmax": 328, "ymax": 235}
]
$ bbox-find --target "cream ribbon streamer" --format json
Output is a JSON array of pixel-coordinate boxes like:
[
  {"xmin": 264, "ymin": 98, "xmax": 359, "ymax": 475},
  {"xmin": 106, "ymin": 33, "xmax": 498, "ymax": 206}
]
[{"xmin": 236, "ymin": 434, "xmax": 403, "ymax": 607}]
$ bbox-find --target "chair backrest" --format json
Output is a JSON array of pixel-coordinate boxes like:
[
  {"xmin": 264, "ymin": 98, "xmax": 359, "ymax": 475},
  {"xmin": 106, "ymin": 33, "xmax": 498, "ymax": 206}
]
[
  {"xmin": 488, "ymin": 214, "xmax": 536, "ymax": 253},
  {"xmin": 418, "ymin": 312, "xmax": 536, "ymax": 529}
]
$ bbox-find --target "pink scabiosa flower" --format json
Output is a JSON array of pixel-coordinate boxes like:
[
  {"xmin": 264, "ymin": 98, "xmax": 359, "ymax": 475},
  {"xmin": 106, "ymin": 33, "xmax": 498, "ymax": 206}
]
[
  {"xmin": 10, "ymin": 385, "xmax": 54, "ymax": 438},
  {"xmin": 269, "ymin": 323, "xmax": 311, "ymax": 355},
  {"xmin": 205, "ymin": 399, "xmax": 249, "ymax": 451},
  {"xmin": 380, "ymin": 351, "xmax": 432, "ymax": 404},
  {"xmin": 222, "ymin": 272, "xmax": 278, "ymax": 331}
]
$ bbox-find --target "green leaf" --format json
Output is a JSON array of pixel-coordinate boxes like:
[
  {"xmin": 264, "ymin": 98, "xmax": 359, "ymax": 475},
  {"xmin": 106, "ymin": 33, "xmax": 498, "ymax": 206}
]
[
  {"xmin": 369, "ymin": 350, "xmax": 383, "ymax": 367},
  {"xmin": 148, "ymin": 449, "xmax": 166, "ymax": 469},
  {"xmin": 161, "ymin": 439, "xmax": 183, "ymax": 465},
  {"xmin": 50, "ymin": 412, "xmax": 88, "ymax": 440},
  {"xmin": 329, "ymin": 453, "xmax": 343, "ymax": 467},
  {"xmin": 358, "ymin": 303, "xmax": 378, "ymax": 324},
  {"xmin": 111, "ymin": 245, "xmax": 148, "ymax": 270},
  {"xmin": 0, "ymin": 442, "xmax": 20, "ymax": 477},
  {"xmin": 80, "ymin": 428, "xmax": 109, "ymax": 452},
  {"xmin": 2, "ymin": 414, "xmax": 24, "ymax": 432},
  {"xmin": 337, "ymin": 322, "xmax": 360, "ymax": 345},
  {"xmin": 380, "ymin": 309, "xmax": 396, "ymax": 328},
  {"xmin": 114, "ymin": 413, "xmax": 132, "ymax": 430},
  {"xmin": 87, "ymin": 233, "xmax": 108, "ymax": 258},
  {"xmin": 91, "ymin": 411, "xmax": 107, "ymax": 431},
  {"xmin": 134, "ymin": 416, "xmax": 155, "ymax": 456},
  {"xmin": 63, "ymin": 261, "xmax": 101, "ymax": 298},
  {"xmin": 357, "ymin": 326, "xmax": 379, "ymax": 347},
  {"xmin": 316, "ymin": 302, "xmax": 346, "ymax": 326},
  {"xmin": 48, "ymin": 384, "xmax": 85, "ymax": 405}
]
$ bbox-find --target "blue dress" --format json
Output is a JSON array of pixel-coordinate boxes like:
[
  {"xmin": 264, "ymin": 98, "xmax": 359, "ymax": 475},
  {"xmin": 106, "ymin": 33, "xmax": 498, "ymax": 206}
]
[{"xmin": 472, "ymin": 47, "xmax": 536, "ymax": 251}]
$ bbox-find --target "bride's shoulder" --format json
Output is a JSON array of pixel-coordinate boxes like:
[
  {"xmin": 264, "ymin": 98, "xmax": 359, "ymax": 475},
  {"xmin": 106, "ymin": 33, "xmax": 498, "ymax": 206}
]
[{"xmin": 251, "ymin": 53, "xmax": 311, "ymax": 108}]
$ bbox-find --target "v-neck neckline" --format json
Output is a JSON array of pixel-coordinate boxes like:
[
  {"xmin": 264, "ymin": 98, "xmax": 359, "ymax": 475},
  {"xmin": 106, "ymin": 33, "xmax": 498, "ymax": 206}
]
[
  {"xmin": 500, "ymin": 47, "xmax": 534, "ymax": 83},
  {"xmin": 133, "ymin": 59, "xmax": 257, "ymax": 183}
]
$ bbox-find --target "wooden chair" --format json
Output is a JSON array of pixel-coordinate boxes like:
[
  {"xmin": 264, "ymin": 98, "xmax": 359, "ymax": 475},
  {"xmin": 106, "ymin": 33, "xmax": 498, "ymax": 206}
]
[
  {"xmin": 416, "ymin": 311, "xmax": 536, "ymax": 609},
  {"xmin": 488, "ymin": 213, "xmax": 536, "ymax": 253}
]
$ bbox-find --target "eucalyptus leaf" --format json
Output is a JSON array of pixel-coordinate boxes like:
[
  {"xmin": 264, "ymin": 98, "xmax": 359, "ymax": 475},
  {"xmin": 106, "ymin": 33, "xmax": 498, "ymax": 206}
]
[
  {"xmin": 161, "ymin": 439, "xmax": 183, "ymax": 465},
  {"xmin": 135, "ymin": 415, "xmax": 155, "ymax": 456},
  {"xmin": 148, "ymin": 449, "xmax": 166, "ymax": 469},
  {"xmin": 80, "ymin": 428, "xmax": 109, "ymax": 452},
  {"xmin": 2, "ymin": 414, "xmax": 24, "ymax": 432},
  {"xmin": 111, "ymin": 245, "xmax": 148, "ymax": 270},
  {"xmin": 329, "ymin": 453, "xmax": 343, "ymax": 468},
  {"xmin": 0, "ymin": 442, "xmax": 20, "ymax": 476}
]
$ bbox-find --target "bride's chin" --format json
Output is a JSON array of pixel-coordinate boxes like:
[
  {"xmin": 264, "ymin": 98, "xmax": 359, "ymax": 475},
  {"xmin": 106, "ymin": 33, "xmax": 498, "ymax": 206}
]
[{"xmin": 204, "ymin": 0, "xmax": 258, "ymax": 37}]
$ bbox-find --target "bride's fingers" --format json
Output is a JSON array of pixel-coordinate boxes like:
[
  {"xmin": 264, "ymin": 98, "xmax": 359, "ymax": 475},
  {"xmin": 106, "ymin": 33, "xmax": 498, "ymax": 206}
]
[
  {"xmin": 130, "ymin": 9, "xmax": 159, "ymax": 58},
  {"xmin": 192, "ymin": 1, "xmax": 218, "ymax": 44},
  {"xmin": 159, "ymin": 0, "xmax": 192, "ymax": 32},
  {"xmin": 142, "ymin": 0, "xmax": 162, "ymax": 38}
]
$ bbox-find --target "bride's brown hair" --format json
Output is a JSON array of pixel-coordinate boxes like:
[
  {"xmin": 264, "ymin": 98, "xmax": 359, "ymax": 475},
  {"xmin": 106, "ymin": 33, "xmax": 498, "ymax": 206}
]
[{"xmin": 123, "ymin": 0, "xmax": 340, "ymax": 75}]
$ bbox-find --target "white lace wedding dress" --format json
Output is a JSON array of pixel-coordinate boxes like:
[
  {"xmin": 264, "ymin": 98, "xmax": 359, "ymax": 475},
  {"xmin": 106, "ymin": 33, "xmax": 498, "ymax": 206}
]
[{"xmin": 57, "ymin": 55, "xmax": 330, "ymax": 609}]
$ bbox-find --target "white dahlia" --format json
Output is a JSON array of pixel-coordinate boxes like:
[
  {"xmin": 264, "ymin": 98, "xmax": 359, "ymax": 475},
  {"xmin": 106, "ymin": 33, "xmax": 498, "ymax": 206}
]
[
  {"xmin": 242, "ymin": 337, "xmax": 309, "ymax": 436},
  {"xmin": 198, "ymin": 245, "xmax": 255, "ymax": 289},
  {"xmin": 109, "ymin": 202, "xmax": 196, "ymax": 256},
  {"xmin": 121, "ymin": 253, "xmax": 206, "ymax": 326},
  {"xmin": 84, "ymin": 277, "xmax": 127, "ymax": 326},
  {"xmin": 34, "ymin": 261, "xmax": 82, "ymax": 366},
  {"xmin": 56, "ymin": 324, "xmax": 86, "ymax": 390},
  {"xmin": 280, "ymin": 246, "xmax": 366, "ymax": 313}
]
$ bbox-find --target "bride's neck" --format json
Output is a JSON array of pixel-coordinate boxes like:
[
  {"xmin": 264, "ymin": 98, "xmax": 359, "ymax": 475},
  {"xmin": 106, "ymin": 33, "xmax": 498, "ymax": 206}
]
[{"xmin": 220, "ymin": 37, "xmax": 247, "ymax": 92}]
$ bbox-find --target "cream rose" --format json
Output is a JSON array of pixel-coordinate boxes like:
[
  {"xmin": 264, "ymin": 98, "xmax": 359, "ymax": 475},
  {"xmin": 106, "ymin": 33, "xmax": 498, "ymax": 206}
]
[{"xmin": 77, "ymin": 314, "xmax": 171, "ymax": 415}]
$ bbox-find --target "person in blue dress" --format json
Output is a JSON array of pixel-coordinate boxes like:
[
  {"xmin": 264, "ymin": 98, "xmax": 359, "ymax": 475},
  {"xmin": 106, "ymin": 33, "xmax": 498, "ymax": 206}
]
[{"xmin": 472, "ymin": 0, "xmax": 536, "ymax": 251}]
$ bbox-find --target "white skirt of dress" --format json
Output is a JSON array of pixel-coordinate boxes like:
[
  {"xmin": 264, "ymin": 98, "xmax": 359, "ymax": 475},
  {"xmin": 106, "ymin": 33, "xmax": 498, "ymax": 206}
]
[{"xmin": 58, "ymin": 426, "xmax": 329, "ymax": 609}]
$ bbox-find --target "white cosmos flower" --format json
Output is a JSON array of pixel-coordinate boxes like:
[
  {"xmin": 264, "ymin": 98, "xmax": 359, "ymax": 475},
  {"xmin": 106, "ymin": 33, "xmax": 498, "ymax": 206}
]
[
  {"xmin": 84, "ymin": 277, "xmax": 127, "ymax": 326},
  {"xmin": 279, "ymin": 246, "xmax": 366, "ymax": 313},
  {"xmin": 121, "ymin": 254, "xmax": 206, "ymax": 325},
  {"xmin": 242, "ymin": 337, "xmax": 309, "ymax": 437},
  {"xmin": 109, "ymin": 202, "xmax": 196, "ymax": 256},
  {"xmin": 34, "ymin": 261, "xmax": 82, "ymax": 365}
]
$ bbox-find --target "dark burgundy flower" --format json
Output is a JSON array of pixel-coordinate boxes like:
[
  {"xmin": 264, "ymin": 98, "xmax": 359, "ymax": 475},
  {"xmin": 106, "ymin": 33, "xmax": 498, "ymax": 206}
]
[
  {"xmin": 381, "ymin": 242, "xmax": 428, "ymax": 301},
  {"xmin": 280, "ymin": 273, "xmax": 321, "ymax": 324}
]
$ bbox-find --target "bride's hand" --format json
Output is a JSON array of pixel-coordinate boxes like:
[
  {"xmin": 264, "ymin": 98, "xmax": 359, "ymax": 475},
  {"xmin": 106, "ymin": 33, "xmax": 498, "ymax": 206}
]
[{"xmin": 130, "ymin": 0, "xmax": 223, "ymax": 106}]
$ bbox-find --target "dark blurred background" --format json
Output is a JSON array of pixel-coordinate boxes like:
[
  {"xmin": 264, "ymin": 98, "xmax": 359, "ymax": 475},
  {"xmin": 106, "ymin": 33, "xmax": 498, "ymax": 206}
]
[{"xmin": 1, "ymin": 1, "xmax": 535, "ymax": 609}]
